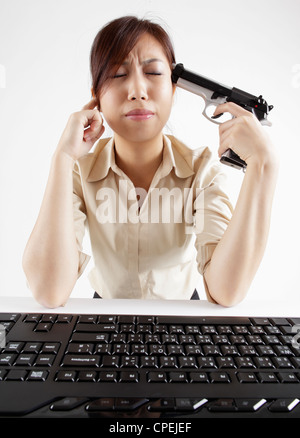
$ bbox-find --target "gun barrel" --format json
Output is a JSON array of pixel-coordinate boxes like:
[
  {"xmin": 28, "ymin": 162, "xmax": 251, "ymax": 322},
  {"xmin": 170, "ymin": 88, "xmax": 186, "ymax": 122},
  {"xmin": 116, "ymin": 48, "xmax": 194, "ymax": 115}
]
[
  {"xmin": 172, "ymin": 63, "xmax": 273, "ymax": 121},
  {"xmin": 172, "ymin": 63, "xmax": 231, "ymax": 96}
]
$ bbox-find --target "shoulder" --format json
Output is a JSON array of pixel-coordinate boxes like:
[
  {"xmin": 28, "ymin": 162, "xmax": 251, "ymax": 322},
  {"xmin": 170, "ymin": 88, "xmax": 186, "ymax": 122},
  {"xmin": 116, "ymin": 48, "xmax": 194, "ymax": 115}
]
[
  {"xmin": 166, "ymin": 134, "xmax": 212, "ymax": 162},
  {"xmin": 166, "ymin": 135, "xmax": 224, "ymax": 185},
  {"xmin": 73, "ymin": 137, "xmax": 112, "ymax": 178}
]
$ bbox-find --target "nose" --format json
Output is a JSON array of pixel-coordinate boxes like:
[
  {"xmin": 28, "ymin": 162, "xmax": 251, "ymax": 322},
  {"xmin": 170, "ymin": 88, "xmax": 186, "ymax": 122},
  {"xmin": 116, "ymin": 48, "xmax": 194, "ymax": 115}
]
[{"xmin": 127, "ymin": 71, "xmax": 148, "ymax": 101}]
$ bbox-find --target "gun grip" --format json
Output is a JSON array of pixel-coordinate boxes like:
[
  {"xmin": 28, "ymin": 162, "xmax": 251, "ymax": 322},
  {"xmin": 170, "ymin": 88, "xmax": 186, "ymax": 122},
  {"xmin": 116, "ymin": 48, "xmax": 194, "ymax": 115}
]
[{"xmin": 220, "ymin": 149, "xmax": 247, "ymax": 171}]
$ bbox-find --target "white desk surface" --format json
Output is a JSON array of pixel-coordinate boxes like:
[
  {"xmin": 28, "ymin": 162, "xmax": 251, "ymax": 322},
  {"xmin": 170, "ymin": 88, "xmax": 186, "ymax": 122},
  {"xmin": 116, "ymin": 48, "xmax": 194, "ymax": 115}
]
[{"xmin": 1, "ymin": 295, "xmax": 300, "ymax": 317}]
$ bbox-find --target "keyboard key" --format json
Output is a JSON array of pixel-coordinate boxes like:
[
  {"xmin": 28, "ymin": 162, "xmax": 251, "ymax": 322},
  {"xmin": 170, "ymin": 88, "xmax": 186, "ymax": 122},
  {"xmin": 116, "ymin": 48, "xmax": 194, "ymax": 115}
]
[
  {"xmin": 216, "ymin": 357, "xmax": 236, "ymax": 368},
  {"xmin": 4, "ymin": 342, "xmax": 24, "ymax": 353},
  {"xmin": 56, "ymin": 315, "xmax": 73, "ymax": 323},
  {"xmin": 269, "ymin": 398, "xmax": 300, "ymax": 412},
  {"xmin": 277, "ymin": 372, "xmax": 299, "ymax": 383},
  {"xmin": 27, "ymin": 370, "xmax": 48, "ymax": 381},
  {"xmin": 121, "ymin": 356, "xmax": 139, "ymax": 368},
  {"xmin": 15, "ymin": 354, "xmax": 36, "ymax": 366},
  {"xmin": 210, "ymin": 372, "xmax": 231, "ymax": 383},
  {"xmin": 86, "ymin": 398, "xmax": 114, "ymax": 411},
  {"xmin": 147, "ymin": 371, "xmax": 168, "ymax": 382},
  {"xmin": 67, "ymin": 343, "xmax": 93, "ymax": 354},
  {"xmin": 50, "ymin": 397, "xmax": 88, "ymax": 411},
  {"xmin": 270, "ymin": 318, "xmax": 290, "ymax": 326},
  {"xmin": 209, "ymin": 399, "xmax": 237, "ymax": 412},
  {"xmin": 35, "ymin": 354, "xmax": 55, "ymax": 367},
  {"xmin": 235, "ymin": 398, "xmax": 267, "ymax": 412},
  {"xmin": 178, "ymin": 356, "xmax": 197, "ymax": 368},
  {"xmin": 98, "ymin": 371, "xmax": 118, "ymax": 382},
  {"xmin": 41, "ymin": 314, "xmax": 56, "ymax": 323},
  {"xmin": 235, "ymin": 357, "xmax": 255, "ymax": 368},
  {"xmin": 0, "ymin": 353, "xmax": 16, "ymax": 366},
  {"xmin": 41, "ymin": 343, "xmax": 60, "ymax": 354},
  {"xmin": 148, "ymin": 398, "xmax": 175, "ymax": 411},
  {"xmin": 23, "ymin": 342, "xmax": 42, "ymax": 354},
  {"xmin": 102, "ymin": 356, "xmax": 119, "ymax": 367},
  {"xmin": 189, "ymin": 372, "xmax": 209, "ymax": 383},
  {"xmin": 119, "ymin": 371, "xmax": 139, "ymax": 382},
  {"xmin": 23, "ymin": 314, "xmax": 41, "ymax": 323},
  {"xmin": 0, "ymin": 313, "xmax": 20, "ymax": 322},
  {"xmin": 169, "ymin": 372, "xmax": 188, "ymax": 383},
  {"xmin": 77, "ymin": 371, "xmax": 97, "ymax": 382},
  {"xmin": 175, "ymin": 398, "xmax": 208, "ymax": 411},
  {"xmin": 272, "ymin": 357, "xmax": 293, "ymax": 368},
  {"xmin": 35, "ymin": 323, "xmax": 53, "ymax": 332},
  {"xmin": 237, "ymin": 372, "xmax": 258, "ymax": 383},
  {"xmin": 197, "ymin": 357, "xmax": 217, "ymax": 368},
  {"xmin": 114, "ymin": 398, "xmax": 148, "ymax": 411},
  {"xmin": 56, "ymin": 371, "xmax": 77, "ymax": 381},
  {"xmin": 78, "ymin": 315, "xmax": 98, "ymax": 323},
  {"xmin": 62, "ymin": 355, "xmax": 100, "ymax": 367},
  {"xmin": 160, "ymin": 356, "xmax": 177, "ymax": 368},
  {"xmin": 234, "ymin": 357, "xmax": 255, "ymax": 368},
  {"xmin": 6, "ymin": 370, "xmax": 27, "ymax": 381},
  {"xmin": 257, "ymin": 372, "xmax": 279, "ymax": 383},
  {"xmin": 140, "ymin": 356, "xmax": 158, "ymax": 368}
]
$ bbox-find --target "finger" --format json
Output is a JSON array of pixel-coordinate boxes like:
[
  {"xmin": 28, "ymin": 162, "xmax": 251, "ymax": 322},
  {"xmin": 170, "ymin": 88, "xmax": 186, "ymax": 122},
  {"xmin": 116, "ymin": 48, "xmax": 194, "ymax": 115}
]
[
  {"xmin": 82, "ymin": 98, "xmax": 98, "ymax": 110},
  {"xmin": 218, "ymin": 133, "xmax": 234, "ymax": 157},
  {"xmin": 84, "ymin": 125, "xmax": 105, "ymax": 143},
  {"xmin": 82, "ymin": 109, "xmax": 102, "ymax": 128},
  {"xmin": 218, "ymin": 116, "xmax": 237, "ymax": 135},
  {"xmin": 83, "ymin": 112, "xmax": 104, "ymax": 140},
  {"xmin": 213, "ymin": 102, "xmax": 250, "ymax": 118}
]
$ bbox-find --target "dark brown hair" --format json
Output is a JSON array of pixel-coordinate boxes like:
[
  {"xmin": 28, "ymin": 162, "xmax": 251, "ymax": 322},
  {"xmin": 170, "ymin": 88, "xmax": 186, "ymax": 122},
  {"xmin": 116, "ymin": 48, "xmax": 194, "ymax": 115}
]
[{"xmin": 90, "ymin": 16, "xmax": 176, "ymax": 107}]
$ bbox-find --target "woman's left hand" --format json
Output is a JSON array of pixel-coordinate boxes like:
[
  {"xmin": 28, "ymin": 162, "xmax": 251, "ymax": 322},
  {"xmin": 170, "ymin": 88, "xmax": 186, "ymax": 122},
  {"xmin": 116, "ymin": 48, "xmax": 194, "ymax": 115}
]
[{"xmin": 213, "ymin": 102, "xmax": 277, "ymax": 167}]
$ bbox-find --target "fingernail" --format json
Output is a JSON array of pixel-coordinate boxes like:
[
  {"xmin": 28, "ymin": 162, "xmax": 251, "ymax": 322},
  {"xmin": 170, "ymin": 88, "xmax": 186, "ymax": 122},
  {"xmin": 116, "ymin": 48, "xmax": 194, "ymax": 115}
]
[{"xmin": 211, "ymin": 113, "xmax": 223, "ymax": 119}]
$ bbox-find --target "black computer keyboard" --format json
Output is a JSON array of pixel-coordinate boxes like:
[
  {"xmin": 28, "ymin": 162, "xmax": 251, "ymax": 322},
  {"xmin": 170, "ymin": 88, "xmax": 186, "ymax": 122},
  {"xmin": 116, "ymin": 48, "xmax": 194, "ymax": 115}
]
[{"xmin": 1, "ymin": 312, "xmax": 300, "ymax": 418}]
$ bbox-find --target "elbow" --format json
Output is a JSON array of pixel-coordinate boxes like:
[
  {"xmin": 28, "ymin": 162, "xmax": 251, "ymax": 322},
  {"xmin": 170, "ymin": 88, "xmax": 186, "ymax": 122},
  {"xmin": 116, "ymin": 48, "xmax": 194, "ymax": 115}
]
[
  {"xmin": 23, "ymin": 265, "xmax": 72, "ymax": 310},
  {"xmin": 206, "ymin": 283, "xmax": 248, "ymax": 307},
  {"xmin": 204, "ymin": 270, "xmax": 249, "ymax": 307},
  {"xmin": 30, "ymin": 287, "xmax": 68, "ymax": 309},
  {"xmin": 213, "ymin": 293, "xmax": 246, "ymax": 308},
  {"xmin": 22, "ymin": 251, "xmax": 76, "ymax": 309}
]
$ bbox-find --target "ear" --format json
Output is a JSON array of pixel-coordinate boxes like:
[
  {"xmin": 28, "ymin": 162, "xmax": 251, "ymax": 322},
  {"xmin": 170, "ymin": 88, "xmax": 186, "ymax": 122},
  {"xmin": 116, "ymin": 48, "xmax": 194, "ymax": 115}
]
[{"xmin": 91, "ymin": 87, "xmax": 101, "ymax": 111}]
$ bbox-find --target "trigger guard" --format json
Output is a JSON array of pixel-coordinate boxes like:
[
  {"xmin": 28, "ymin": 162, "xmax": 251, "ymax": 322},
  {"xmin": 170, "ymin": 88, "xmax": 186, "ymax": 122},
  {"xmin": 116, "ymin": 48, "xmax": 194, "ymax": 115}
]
[
  {"xmin": 202, "ymin": 106, "xmax": 222, "ymax": 125},
  {"xmin": 203, "ymin": 104, "xmax": 235, "ymax": 125}
]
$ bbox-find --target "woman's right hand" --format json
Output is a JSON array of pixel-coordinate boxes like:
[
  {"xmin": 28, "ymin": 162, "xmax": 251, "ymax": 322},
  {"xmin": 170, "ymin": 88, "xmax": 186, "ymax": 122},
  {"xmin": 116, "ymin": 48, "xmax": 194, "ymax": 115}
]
[{"xmin": 56, "ymin": 98, "xmax": 105, "ymax": 161}]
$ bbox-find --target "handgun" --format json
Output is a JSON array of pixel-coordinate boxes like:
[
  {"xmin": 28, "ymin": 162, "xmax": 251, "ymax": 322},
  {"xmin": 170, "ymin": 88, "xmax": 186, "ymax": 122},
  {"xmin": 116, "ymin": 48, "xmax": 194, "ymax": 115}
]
[{"xmin": 172, "ymin": 63, "xmax": 273, "ymax": 171}]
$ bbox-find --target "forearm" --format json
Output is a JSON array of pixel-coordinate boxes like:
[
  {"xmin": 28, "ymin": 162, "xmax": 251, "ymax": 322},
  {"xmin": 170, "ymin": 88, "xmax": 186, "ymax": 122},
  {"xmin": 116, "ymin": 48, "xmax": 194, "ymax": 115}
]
[
  {"xmin": 204, "ymin": 156, "xmax": 279, "ymax": 306},
  {"xmin": 22, "ymin": 151, "xmax": 79, "ymax": 308}
]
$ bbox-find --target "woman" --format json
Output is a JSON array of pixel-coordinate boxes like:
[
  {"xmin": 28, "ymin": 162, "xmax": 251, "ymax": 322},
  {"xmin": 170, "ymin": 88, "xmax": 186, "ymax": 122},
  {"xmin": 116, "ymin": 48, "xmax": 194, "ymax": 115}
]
[{"xmin": 22, "ymin": 16, "xmax": 279, "ymax": 308}]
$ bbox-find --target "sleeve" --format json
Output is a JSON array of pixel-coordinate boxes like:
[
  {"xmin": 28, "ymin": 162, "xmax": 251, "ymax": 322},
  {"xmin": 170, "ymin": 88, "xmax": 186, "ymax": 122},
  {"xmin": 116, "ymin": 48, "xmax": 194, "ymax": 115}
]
[
  {"xmin": 193, "ymin": 160, "xmax": 233, "ymax": 301},
  {"xmin": 73, "ymin": 163, "xmax": 91, "ymax": 277}
]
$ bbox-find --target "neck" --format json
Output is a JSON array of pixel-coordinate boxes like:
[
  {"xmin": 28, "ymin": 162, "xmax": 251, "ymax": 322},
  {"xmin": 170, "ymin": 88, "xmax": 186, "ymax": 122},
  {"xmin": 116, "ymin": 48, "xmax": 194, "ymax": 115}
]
[{"xmin": 114, "ymin": 133, "xmax": 164, "ymax": 190}]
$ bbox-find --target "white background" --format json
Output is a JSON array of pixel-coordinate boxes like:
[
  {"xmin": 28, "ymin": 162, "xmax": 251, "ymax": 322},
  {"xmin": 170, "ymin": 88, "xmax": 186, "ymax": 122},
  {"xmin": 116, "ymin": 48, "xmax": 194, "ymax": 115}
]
[{"xmin": 0, "ymin": 0, "xmax": 299, "ymax": 303}]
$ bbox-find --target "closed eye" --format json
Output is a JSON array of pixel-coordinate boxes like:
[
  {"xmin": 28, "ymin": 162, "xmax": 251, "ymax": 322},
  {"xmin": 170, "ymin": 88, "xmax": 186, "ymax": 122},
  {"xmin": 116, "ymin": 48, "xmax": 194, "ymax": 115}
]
[{"xmin": 113, "ymin": 74, "xmax": 126, "ymax": 78}]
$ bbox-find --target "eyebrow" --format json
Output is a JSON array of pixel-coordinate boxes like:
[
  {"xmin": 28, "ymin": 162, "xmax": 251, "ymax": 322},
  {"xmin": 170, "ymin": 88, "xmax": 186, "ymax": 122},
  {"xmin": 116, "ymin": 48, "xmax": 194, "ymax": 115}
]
[{"xmin": 121, "ymin": 58, "xmax": 164, "ymax": 66}]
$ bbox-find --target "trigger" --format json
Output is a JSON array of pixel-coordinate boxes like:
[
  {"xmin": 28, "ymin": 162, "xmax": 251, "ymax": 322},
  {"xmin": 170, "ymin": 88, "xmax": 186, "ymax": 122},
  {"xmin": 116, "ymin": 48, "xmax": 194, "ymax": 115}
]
[{"xmin": 211, "ymin": 113, "xmax": 224, "ymax": 120}]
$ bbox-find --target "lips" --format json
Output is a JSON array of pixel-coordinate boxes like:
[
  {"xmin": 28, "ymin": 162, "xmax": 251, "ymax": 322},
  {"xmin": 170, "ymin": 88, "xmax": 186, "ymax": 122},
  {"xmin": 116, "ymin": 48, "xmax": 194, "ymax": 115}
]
[{"xmin": 125, "ymin": 108, "xmax": 155, "ymax": 120}]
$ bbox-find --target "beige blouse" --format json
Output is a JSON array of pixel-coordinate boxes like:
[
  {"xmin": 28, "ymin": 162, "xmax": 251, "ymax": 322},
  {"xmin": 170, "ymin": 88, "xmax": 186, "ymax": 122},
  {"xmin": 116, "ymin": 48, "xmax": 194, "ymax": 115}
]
[{"xmin": 72, "ymin": 134, "xmax": 233, "ymax": 301}]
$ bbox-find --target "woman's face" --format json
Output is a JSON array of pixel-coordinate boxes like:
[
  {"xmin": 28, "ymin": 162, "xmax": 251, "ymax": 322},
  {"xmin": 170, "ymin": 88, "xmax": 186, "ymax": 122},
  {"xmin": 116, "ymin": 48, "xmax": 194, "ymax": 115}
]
[{"xmin": 99, "ymin": 33, "xmax": 175, "ymax": 145}]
